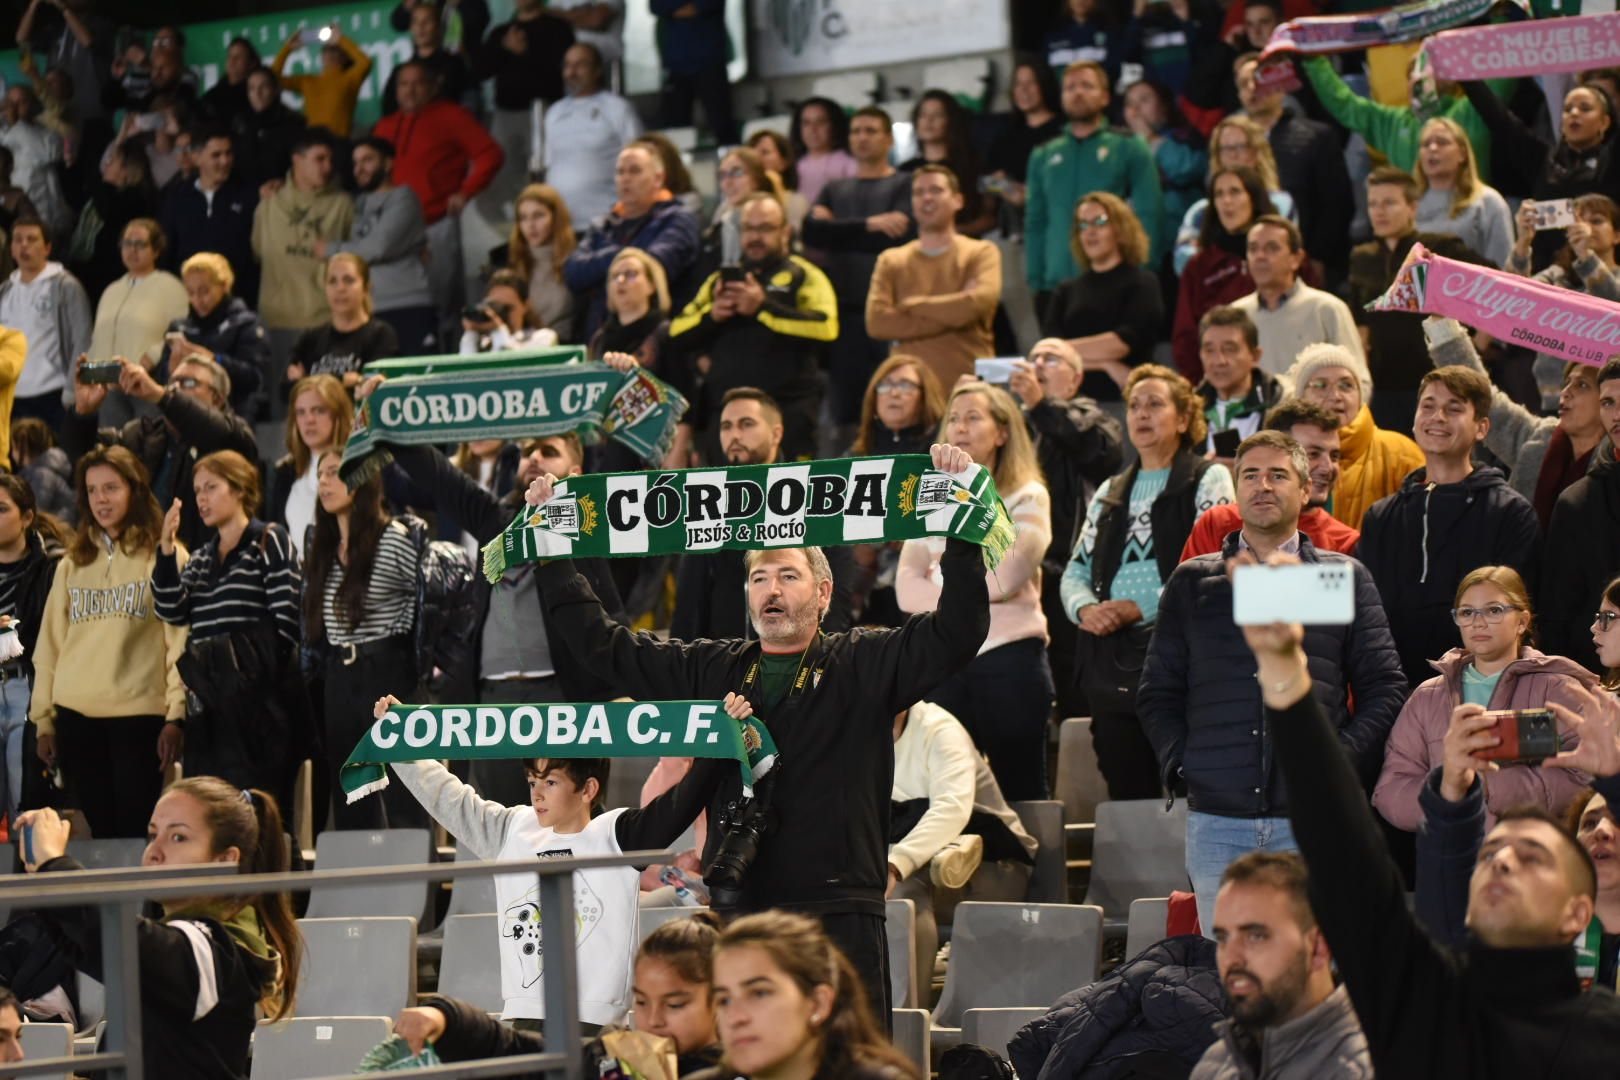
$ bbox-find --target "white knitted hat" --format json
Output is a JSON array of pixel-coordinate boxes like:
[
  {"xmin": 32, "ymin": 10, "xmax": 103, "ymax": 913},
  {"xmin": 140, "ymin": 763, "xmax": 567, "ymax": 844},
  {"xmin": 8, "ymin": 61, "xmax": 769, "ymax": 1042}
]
[{"xmin": 1283, "ymin": 342, "xmax": 1374, "ymax": 404}]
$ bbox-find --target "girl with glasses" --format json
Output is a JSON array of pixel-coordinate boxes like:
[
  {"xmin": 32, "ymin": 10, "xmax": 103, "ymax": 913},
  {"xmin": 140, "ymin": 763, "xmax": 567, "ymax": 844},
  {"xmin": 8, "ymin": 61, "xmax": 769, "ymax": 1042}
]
[
  {"xmin": 1597, "ymin": 576, "xmax": 1620, "ymax": 694},
  {"xmin": 1373, "ymin": 565, "xmax": 1601, "ymax": 834},
  {"xmin": 85, "ymin": 218, "xmax": 187, "ymax": 427}
]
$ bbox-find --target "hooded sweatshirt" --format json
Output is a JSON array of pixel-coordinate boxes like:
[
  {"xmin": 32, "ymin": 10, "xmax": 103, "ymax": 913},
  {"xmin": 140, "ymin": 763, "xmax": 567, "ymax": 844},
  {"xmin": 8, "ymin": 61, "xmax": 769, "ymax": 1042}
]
[
  {"xmin": 1373, "ymin": 647, "xmax": 1598, "ymax": 831},
  {"xmin": 250, "ymin": 174, "xmax": 355, "ymax": 330},
  {"xmin": 1356, "ymin": 466, "xmax": 1542, "ymax": 688},
  {"xmin": 1331, "ymin": 404, "xmax": 1426, "ymax": 530},
  {"xmin": 30, "ymin": 536, "xmax": 189, "ymax": 733}
]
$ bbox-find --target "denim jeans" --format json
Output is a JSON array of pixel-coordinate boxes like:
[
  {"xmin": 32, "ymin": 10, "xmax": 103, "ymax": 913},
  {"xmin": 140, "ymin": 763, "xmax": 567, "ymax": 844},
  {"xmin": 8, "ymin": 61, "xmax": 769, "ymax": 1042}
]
[
  {"xmin": 1186, "ymin": 811, "xmax": 1298, "ymax": 937},
  {"xmin": 0, "ymin": 677, "xmax": 27, "ymax": 820}
]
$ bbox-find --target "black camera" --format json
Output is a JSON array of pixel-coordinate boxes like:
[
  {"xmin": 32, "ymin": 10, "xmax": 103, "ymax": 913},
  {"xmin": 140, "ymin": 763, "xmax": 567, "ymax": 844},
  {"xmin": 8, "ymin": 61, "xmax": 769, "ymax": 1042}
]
[{"xmin": 705, "ymin": 777, "xmax": 776, "ymax": 909}]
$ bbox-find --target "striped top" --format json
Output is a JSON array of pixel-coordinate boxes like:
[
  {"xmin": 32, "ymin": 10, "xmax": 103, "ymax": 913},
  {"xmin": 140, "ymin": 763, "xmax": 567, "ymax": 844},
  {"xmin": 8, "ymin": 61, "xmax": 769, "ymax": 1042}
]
[
  {"xmin": 321, "ymin": 520, "xmax": 417, "ymax": 645},
  {"xmin": 153, "ymin": 520, "xmax": 302, "ymax": 645}
]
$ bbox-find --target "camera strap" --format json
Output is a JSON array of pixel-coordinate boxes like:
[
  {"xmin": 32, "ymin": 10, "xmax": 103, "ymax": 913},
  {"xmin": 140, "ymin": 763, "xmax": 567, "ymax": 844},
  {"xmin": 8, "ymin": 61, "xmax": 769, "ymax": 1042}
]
[{"xmin": 739, "ymin": 631, "xmax": 827, "ymax": 715}]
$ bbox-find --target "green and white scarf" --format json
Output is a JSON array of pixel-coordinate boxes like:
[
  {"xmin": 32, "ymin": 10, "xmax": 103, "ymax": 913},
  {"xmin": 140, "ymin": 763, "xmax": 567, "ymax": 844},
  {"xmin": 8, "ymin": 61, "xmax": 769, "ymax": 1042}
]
[
  {"xmin": 480, "ymin": 454, "xmax": 1017, "ymax": 582},
  {"xmin": 340, "ymin": 348, "xmax": 688, "ymax": 489},
  {"xmin": 342, "ymin": 701, "xmax": 781, "ymax": 803}
]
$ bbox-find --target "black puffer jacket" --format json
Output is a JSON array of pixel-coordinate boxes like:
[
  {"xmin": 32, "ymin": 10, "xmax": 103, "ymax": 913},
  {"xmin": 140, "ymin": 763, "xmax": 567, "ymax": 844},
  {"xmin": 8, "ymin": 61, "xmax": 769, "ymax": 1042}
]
[
  {"xmin": 1008, "ymin": 935, "xmax": 1223, "ymax": 1080},
  {"xmin": 1138, "ymin": 532, "xmax": 1407, "ymax": 814},
  {"xmin": 158, "ymin": 297, "xmax": 270, "ymax": 415},
  {"xmin": 1356, "ymin": 465, "xmax": 1542, "ymax": 689},
  {"xmin": 1539, "ymin": 454, "xmax": 1620, "ymax": 676},
  {"xmin": 20, "ymin": 447, "xmax": 76, "ymax": 525}
]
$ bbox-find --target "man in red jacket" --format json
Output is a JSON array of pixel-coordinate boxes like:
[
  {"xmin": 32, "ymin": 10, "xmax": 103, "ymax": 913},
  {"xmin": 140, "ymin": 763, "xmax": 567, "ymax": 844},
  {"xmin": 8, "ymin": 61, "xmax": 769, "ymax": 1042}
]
[
  {"xmin": 1181, "ymin": 397, "xmax": 1360, "ymax": 561},
  {"xmin": 372, "ymin": 60, "xmax": 505, "ymax": 328}
]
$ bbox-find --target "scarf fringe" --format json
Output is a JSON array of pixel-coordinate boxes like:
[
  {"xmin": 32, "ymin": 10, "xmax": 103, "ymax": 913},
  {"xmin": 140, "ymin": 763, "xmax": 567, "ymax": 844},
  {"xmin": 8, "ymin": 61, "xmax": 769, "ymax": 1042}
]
[
  {"xmin": 481, "ymin": 534, "xmax": 509, "ymax": 584},
  {"xmin": 344, "ymin": 774, "xmax": 390, "ymax": 804},
  {"xmin": 341, "ymin": 445, "xmax": 393, "ymax": 493}
]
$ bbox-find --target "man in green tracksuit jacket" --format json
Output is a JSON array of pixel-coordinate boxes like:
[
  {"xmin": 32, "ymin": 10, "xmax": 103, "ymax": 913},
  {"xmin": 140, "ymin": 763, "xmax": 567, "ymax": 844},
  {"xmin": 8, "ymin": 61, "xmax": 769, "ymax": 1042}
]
[{"xmin": 1026, "ymin": 60, "xmax": 1164, "ymax": 293}]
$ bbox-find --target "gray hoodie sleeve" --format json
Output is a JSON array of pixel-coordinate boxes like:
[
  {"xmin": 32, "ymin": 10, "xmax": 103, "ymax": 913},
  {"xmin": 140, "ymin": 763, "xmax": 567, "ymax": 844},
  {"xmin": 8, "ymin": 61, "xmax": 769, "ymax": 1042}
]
[
  {"xmin": 331, "ymin": 188, "xmax": 426, "ymax": 267},
  {"xmin": 59, "ymin": 273, "xmax": 93, "ymax": 401},
  {"xmin": 389, "ymin": 760, "xmax": 518, "ymax": 860},
  {"xmin": 1423, "ymin": 315, "xmax": 1550, "ymax": 474}
]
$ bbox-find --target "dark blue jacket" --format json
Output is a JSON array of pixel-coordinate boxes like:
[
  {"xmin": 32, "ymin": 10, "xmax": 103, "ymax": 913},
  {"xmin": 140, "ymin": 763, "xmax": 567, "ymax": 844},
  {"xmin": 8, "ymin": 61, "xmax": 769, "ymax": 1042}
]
[
  {"xmin": 1008, "ymin": 934, "xmax": 1222, "ymax": 1080},
  {"xmin": 158, "ymin": 297, "xmax": 268, "ymax": 415},
  {"xmin": 563, "ymin": 197, "xmax": 700, "ymax": 339},
  {"xmin": 1138, "ymin": 531, "xmax": 1406, "ymax": 816},
  {"xmin": 1356, "ymin": 465, "xmax": 1542, "ymax": 689},
  {"xmin": 158, "ymin": 180, "xmax": 260, "ymax": 303},
  {"xmin": 650, "ymin": 0, "xmax": 728, "ymax": 73}
]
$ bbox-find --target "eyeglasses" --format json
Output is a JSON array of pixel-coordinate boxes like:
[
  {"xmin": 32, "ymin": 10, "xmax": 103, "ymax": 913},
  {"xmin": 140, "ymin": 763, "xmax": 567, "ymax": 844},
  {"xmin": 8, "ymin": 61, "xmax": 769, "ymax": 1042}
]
[
  {"xmin": 877, "ymin": 378, "xmax": 922, "ymax": 395},
  {"xmin": 121, "ymin": 238, "xmax": 151, "ymax": 249},
  {"xmin": 1595, "ymin": 611, "xmax": 1620, "ymax": 631},
  {"xmin": 610, "ymin": 268, "xmax": 644, "ymax": 283},
  {"xmin": 1076, "ymin": 215, "xmax": 1110, "ymax": 231},
  {"xmin": 172, "ymin": 376, "xmax": 203, "ymax": 390},
  {"xmin": 1451, "ymin": 604, "xmax": 1522, "ymax": 625},
  {"xmin": 719, "ymin": 167, "xmax": 747, "ymax": 180},
  {"xmin": 1305, "ymin": 377, "xmax": 1359, "ymax": 395}
]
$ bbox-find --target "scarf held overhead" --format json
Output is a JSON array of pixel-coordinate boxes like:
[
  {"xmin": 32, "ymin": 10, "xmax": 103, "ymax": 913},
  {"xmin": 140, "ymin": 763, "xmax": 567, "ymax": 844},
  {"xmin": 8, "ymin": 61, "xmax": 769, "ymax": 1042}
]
[
  {"xmin": 342, "ymin": 701, "xmax": 780, "ymax": 803},
  {"xmin": 480, "ymin": 455, "xmax": 1017, "ymax": 582},
  {"xmin": 340, "ymin": 354, "xmax": 688, "ymax": 489},
  {"xmin": 1367, "ymin": 242, "xmax": 1620, "ymax": 367},
  {"xmin": 1425, "ymin": 13, "xmax": 1620, "ymax": 80},
  {"xmin": 1260, "ymin": 0, "xmax": 1495, "ymax": 58}
]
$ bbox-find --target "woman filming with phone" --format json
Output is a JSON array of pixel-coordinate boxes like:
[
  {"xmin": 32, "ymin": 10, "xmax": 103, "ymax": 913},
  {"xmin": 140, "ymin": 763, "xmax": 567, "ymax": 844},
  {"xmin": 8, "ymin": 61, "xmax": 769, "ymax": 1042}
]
[{"xmin": 1373, "ymin": 565, "xmax": 1600, "ymax": 834}]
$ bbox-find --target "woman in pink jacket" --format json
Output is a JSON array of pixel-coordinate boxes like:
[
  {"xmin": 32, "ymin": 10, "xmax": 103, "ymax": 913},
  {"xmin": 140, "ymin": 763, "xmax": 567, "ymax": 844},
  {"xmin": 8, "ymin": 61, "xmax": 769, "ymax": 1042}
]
[{"xmin": 1373, "ymin": 565, "xmax": 1598, "ymax": 831}]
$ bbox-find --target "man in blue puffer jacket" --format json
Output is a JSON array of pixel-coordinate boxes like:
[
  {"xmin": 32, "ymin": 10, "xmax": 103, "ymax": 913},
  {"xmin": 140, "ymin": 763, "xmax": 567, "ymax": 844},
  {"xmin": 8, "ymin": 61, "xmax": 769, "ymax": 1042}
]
[{"xmin": 1138, "ymin": 431, "xmax": 1407, "ymax": 933}]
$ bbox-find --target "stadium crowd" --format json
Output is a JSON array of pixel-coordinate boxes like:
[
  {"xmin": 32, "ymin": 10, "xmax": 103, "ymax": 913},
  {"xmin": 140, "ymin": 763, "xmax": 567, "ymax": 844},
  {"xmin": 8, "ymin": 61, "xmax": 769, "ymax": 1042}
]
[{"xmin": 5, "ymin": 0, "xmax": 1620, "ymax": 1075}]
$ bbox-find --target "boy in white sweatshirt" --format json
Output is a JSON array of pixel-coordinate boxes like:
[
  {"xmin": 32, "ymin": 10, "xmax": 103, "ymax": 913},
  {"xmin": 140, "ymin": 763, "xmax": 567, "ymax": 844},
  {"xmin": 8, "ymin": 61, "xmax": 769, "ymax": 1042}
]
[{"xmin": 373, "ymin": 694, "xmax": 722, "ymax": 1030}]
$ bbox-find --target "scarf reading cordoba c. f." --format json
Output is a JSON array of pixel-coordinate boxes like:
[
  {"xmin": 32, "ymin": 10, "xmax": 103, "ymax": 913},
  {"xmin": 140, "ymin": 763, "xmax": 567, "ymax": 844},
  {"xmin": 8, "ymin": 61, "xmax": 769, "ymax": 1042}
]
[
  {"xmin": 480, "ymin": 455, "xmax": 1017, "ymax": 582},
  {"xmin": 339, "ymin": 349, "xmax": 688, "ymax": 489},
  {"xmin": 1367, "ymin": 242, "xmax": 1620, "ymax": 368},
  {"xmin": 342, "ymin": 701, "xmax": 780, "ymax": 803}
]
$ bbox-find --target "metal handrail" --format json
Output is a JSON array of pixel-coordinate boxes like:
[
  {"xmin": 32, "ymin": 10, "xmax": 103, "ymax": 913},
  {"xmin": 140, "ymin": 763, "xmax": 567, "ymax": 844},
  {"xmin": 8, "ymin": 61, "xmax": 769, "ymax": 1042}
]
[{"xmin": 0, "ymin": 850, "xmax": 672, "ymax": 1080}]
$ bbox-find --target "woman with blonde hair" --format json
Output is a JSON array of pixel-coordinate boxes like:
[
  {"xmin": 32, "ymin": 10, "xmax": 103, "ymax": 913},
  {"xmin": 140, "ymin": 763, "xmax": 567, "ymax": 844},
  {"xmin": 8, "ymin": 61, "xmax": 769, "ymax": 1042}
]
[
  {"xmin": 160, "ymin": 250, "xmax": 270, "ymax": 415},
  {"xmin": 501, "ymin": 183, "xmax": 577, "ymax": 340},
  {"xmin": 286, "ymin": 253, "xmax": 399, "ymax": 390},
  {"xmin": 1062, "ymin": 364, "xmax": 1234, "ymax": 799},
  {"xmin": 1040, "ymin": 192, "xmax": 1164, "ymax": 401},
  {"xmin": 269, "ymin": 373, "xmax": 353, "ymax": 554},
  {"xmin": 692, "ymin": 910, "xmax": 918, "ymax": 1080},
  {"xmin": 589, "ymin": 247, "xmax": 671, "ymax": 372},
  {"xmin": 154, "ymin": 449, "xmax": 305, "ymax": 809},
  {"xmin": 32, "ymin": 445, "xmax": 187, "ymax": 838},
  {"xmin": 898, "ymin": 382, "xmax": 1055, "ymax": 800},
  {"xmin": 1414, "ymin": 116, "xmax": 1513, "ymax": 267},
  {"xmin": 1173, "ymin": 115, "xmax": 1298, "ymax": 273}
]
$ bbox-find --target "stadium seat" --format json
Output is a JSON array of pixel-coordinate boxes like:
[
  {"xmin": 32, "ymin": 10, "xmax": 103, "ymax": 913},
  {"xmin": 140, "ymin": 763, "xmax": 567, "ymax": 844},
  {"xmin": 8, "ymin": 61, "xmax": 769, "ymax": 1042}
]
[
  {"xmin": 639, "ymin": 905, "xmax": 696, "ymax": 942},
  {"xmin": 931, "ymin": 901, "xmax": 1103, "ymax": 1044},
  {"xmin": 250, "ymin": 1016, "xmax": 392, "ymax": 1079},
  {"xmin": 1055, "ymin": 719, "xmax": 1107, "ymax": 825},
  {"xmin": 891, "ymin": 1008, "xmax": 930, "ymax": 1075},
  {"xmin": 921, "ymin": 57, "xmax": 995, "ymax": 112},
  {"xmin": 295, "ymin": 917, "xmax": 418, "ymax": 1018},
  {"xmin": 809, "ymin": 72, "xmax": 881, "ymax": 107},
  {"xmin": 886, "ymin": 898, "xmax": 917, "ymax": 1009},
  {"xmin": 1125, "ymin": 897, "xmax": 1171, "ymax": 960},
  {"xmin": 419, "ymin": 838, "xmax": 499, "ymax": 964},
  {"xmin": 68, "ymin": 838, "xmax": 147, "ymax": 870},
  {"xmin": 291, "ymin": 759, "xmax": 314, "ymax": 854},
  {"xmin": 17, "ymin": 1021, "xmax": 72, "ymax": 1080},
  {"xmin": 742, "ymin": 114, "xmax": 793, "ymax": 142},
  {"xmin": 962, "ymin": 1007, "xmax": 1045, "ymax": 1060},
  {"xmin": 1084, "ymin": 801, "xmax": 1190, "ymax": 931},
  {"xmin": 437, "ymin": 914, "xmax": 503, "ymax": 1014},
  {"xmin": 1012, "ymin": 800, "xmax": 1065, "ymax": 903},
  {"xmin": 305, "ymin": 829, "xmax": 433, "ymax": 925}
]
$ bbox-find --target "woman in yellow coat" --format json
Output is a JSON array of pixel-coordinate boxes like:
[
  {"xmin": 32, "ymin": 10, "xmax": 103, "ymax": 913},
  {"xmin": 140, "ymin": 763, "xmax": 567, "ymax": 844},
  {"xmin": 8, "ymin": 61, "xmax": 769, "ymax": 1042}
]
[{"xmin": 1287, "ymin": 342, "xmax": 1424, "ymax": 529}]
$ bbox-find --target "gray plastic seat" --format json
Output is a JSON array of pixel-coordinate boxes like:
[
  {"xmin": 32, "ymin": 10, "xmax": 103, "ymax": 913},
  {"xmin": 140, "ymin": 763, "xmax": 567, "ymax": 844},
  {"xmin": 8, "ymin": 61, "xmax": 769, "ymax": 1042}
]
[
  {"xmin": 891, "ymin": 1008, "xmax": 930, "ymax": 1075},
  {"xmin": 17, "ymin": 1021, "xmax": 71, "ymax": 1080},
  {"xmin": 295, "ymin": 917, "xmax": 417, "ymax": 1018},
  {"xmin": 962, "ymin": 1007, "xmax": 1046, "ymax": 1059},
  {"xmin": 305, "ymin": 829, "xmax": 433, "ymax": 924},
  {"xmin": 638, "ymin": 905, "xmax": 696, "ymax": 942},
  {"xmin": 1012, "ymin": 800, "xmax": 1065, "ymax": 903},
  {"xmin": 68, "ymin": 838, "xmax": 147, "ymax": 869},
  {"xmin": 1083, "ymin": 800, "xmax": 1189, "ymax": 928},
  {"xmin": 1055, "ymin": 718, "xmax": 1108, "ymax": 824},
  {"xmin": 418, "ymin": 839, "xmax": 498, "ymax": 965},
  {"xmin": 885, "ymin": 898, "xmax": 917, "ymax": 1009},
  {"xmin": 1125, "ymin": 896, "xmax": 1172, "ymax": 959},
  {"xmin": 250, "ymin": 1016, "xmax": 392, "ymax": 1079},
  {"xmin": 438, "ymin": 914, "xmax": 503, "ymax": 1014},
  {"xmin": 931, "ymin": 901, "xmax": 1103, "ymax": 1039}
]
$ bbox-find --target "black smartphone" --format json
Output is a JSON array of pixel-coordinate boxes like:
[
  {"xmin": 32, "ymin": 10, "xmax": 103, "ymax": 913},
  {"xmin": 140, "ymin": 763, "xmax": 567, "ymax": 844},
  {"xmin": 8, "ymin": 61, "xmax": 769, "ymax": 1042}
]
[
  {"xmin": 78, "ymin": 361, "xmax": 123, "ymax": 385},
  {"xmin": 461, "ymin": 305, "xmax": 491, "ymax": 322},
  {"xmin": 719, "ymin": 266, "xmax": 748, "ymax": 285},
  {"xmin": 1212, "ymin": 428, "xmax": 1242, "ymax": 459}
]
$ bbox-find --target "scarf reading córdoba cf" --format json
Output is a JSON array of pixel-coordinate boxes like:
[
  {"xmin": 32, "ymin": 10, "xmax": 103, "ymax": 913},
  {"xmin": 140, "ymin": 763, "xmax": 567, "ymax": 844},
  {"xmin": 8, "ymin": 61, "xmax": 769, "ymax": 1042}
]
[{"xmin": 478, "ymin": 455, "xmax": 1018, "ymax": 582}]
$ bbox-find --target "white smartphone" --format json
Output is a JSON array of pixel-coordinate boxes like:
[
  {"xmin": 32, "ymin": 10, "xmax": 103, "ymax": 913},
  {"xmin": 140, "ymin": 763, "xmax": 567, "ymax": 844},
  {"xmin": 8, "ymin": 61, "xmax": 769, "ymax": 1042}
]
[
  {"xmin": 1533, "ymin": 198, "xmax": 1577, "ymax": 231},
  {"xmin": 974, "ymin": 357, "xmax": 1022, "ymax": 384},
  {"xmin": 1233, "ymin": 563, "xmax": 1356, "ymax": 626}
]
